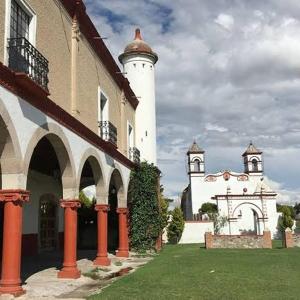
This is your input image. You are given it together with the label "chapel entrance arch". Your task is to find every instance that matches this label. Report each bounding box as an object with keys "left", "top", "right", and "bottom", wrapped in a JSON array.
[{"left": 234, "top": 203, "right": 263, "bottom": 235}]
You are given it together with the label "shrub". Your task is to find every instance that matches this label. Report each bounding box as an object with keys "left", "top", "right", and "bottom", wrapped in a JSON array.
[
  {"left": 278, "top": 205, "right": 294, "bottom": 231},
  {"left": 167, "top": 207, "right": 185, "bottom": 244}
]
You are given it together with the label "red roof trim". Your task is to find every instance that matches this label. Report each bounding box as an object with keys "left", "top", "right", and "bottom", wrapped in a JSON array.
[
  {"left": 60, "top": 0, "right": 139, "bottom": 110},
  {"left": 0, "top": 63, "right": 135, "bottom": 169}
]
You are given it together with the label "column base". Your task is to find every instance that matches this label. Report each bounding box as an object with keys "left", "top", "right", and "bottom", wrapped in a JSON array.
[
  {"left": 0, "top": 284, "right": 25, "bottom": 297},
  {"left": 116, "top": 250, "right": 129, "bottom": 258},
  {"left": 58, "top": 267, "right": 81, "bottom": 279},
  {"left": 93, "top": 256, "right": 111, "bottom": 266}
]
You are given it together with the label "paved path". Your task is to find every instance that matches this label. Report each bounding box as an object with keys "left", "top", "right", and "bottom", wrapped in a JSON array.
[{"left": 0, "top": 252, "right": 152, "bottom": 299}]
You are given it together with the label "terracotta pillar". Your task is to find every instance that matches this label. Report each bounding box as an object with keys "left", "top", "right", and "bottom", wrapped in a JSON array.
[
  {"left": 0, "top": 189, "right": 29, "bottom": 296},
  {"left": 58, "top": 200, "right": 81, "bottom": 279},
  {"left": 94, "top": 204, "right": 111, "bottom": 266},
  {"left": 116, "top": 208, "right": 129, "bottom": 257}
]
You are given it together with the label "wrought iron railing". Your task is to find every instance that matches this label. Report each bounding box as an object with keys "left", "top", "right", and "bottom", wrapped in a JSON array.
[
  {"left": 99, "top": 121, "right": 117, "bottom": 146},
  {"left": 8, "top": 37, "right": 49, "bottom": 90},
  {"left": 129, "top": 147, "right": 140, "bottom": 163}
]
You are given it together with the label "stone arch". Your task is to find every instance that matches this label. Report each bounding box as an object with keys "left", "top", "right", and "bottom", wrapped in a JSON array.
[
  {"left": 107, "top": 167, "right": 126, "bottom": 208},
  {"left": 0, "top": 99, "right": 23, "bottom": 188},
  {"left": 23, "top": 123, "right": 76, "bottom": 198},
  {"left": 232, "top": 202, "right": 263, "bottom": 219},
  {"left": 77, "top": 148, "right": 106, "bottom": 202}
]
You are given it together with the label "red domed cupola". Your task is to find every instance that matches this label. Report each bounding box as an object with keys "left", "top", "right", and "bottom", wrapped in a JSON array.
[{"left": 119, "top": 28, "right": 158, "bottom": 64}]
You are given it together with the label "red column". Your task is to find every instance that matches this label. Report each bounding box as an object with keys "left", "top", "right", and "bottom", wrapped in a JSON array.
[
  {"left": 116, "top": 208, "right": 129, "bottom": 258},
  {"left": 0, "top": 189, "right": 29, "bottom": 296},
  {"left": 94, "top": 204, "right": 111, "bottom": 266},
  {"left": 58, "top": 200, "right": 81, "bottom": 279}
]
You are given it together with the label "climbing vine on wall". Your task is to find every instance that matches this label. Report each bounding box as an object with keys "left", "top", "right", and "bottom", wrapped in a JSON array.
[{"left": 128, "top": 162, "right": 162, "bottom": 252}]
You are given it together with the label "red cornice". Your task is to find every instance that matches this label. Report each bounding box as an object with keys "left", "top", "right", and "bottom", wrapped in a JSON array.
[
  {"left": 0, "top": 62, "right": 135, "bottom": 170},
  {"left": 60, "top": 0, "right": 138, "bottom": 110}
]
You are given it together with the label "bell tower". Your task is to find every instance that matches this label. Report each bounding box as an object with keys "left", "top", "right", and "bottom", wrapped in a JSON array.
[
  {"left": 242, "top": 142, "right": 263, "bottom": 176},
  {"left": 187, "top": 141, "right": 205, "bottom": 177},
  {"left": 119, "top": 29, "right": 158, "bottom": 165}
]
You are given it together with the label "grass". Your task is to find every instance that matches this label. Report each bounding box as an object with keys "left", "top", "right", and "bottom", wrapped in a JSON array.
[{"left": 89, "top": 243, "right": 300, "bottom": 300}]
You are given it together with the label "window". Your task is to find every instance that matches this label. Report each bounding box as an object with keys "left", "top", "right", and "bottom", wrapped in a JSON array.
[
  {"left": 10, "top": 0, "right": 30, "bottom": 39},
  {"left": 252, "top": 159, "right": 258, "bottom": 172},
  {"left": 193, "top": 159, "right": 201, "bottom": 172},
  {"left": 97, "top": 88, "right": 109, "bottom": 135},
  {"left": 4, "top": 0, "right": 37, "bottom": 64},
  {"left": 128, "top": 123, "right": 134, "bottom": 149}
]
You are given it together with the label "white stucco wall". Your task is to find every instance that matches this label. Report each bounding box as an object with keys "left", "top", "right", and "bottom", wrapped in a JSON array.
[
  {"left": 179, "top": 221, "right": 214, "bottom": 244},
  {"left": 24, "top": 170, "right": 64, "bottom": 234}
]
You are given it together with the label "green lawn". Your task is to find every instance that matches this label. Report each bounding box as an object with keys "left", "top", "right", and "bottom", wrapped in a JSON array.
[{"left": 89, "top": 244, "right": 300, "bottom": 300}]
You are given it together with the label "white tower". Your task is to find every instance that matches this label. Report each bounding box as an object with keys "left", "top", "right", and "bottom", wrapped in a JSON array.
[
  {"left": 119, "top": 28, "right": 158, "bottom": 165},
  {"left": 187, "top": 141, "right": 205, "bottom": 177},
  {"left": 242, "top": 142, "right": 263, "bottom": 176}
]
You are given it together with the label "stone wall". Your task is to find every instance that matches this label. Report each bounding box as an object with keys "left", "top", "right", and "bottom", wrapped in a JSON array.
[
  {"left": 205, "top": 230, "right": 272, "bottom": 249},
  {"left": 284, "top": 228, "right": 300, "bottom": 248}
]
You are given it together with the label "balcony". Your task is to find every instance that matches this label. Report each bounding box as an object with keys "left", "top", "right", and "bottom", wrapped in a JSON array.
[
  {"left": 8, "top": 37, "right": 49, "bottom": 91},
  {"left": 99, "top": 121, "right": 117, "bottom": 146},
  {"left": 129, "top": 147, "right": 140, "bottom": 163}
]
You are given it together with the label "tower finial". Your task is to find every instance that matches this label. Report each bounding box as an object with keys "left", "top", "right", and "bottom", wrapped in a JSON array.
[{"left": 135, "top": 28, "right": 142, "bottom": 40}]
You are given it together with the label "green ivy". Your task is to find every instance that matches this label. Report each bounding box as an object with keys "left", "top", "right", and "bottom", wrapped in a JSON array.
[{"left": 128, "top": 162, "right": 161, "bottom": 252}]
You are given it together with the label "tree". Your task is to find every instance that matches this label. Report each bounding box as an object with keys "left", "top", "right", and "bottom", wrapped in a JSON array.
[
  {"left": 294, "top": 203, "right": 300, "bottom": 215},
  {"left": 200, "top": 202, "right": 218, "bottom": 214},
  {"left": 167, "top": 207, "right": 185, "bottom": 244},
  {"left": 277, "top": 204, "right": 295, "bottom": 219},
  {"left": 159, "top": 185, "right": 170, "bottom": 231},
  {"left": 278, "top": 205, "right": 294, "bottom": 231}
]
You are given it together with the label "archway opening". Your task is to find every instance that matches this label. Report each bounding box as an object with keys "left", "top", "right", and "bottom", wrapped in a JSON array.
[
  {"left": 78, "top": 159, "right": 97, "bottom": 250},
  {"left": 25, "top": 136, "right": 64, "bottom": 256},
  {"left": 108, "top": 169, "right": 124, "bottom": 253},
  {"left": 236, "top": 204, "right": 261, "bottom": 235}
]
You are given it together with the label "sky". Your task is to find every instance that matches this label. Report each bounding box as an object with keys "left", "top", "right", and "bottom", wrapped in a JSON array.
[{"left": 84, "top": 0, "right": 300, "bottom": 205}]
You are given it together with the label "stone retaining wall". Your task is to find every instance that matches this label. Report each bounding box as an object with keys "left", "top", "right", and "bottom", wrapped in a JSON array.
[
  {"left": 284, "top": 228, "right": 300, "bottom": 248},
  {"left": 205, "top": 230, "right": 272, "bottom": 249}
]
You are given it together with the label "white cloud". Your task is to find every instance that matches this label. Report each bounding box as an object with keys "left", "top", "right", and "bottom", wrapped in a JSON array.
[
  {"left": 215, "top": 14, "right": 235, "bottom": 31},
  {"left": 84, "top": 0, "right": 300, "bottom": 202}
]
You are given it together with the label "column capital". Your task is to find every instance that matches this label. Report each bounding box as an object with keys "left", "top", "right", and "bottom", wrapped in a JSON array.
[
  {"left": 60, "top": 199, "right": 81, "bottom": 208},
  {"left": 117, "top": 207, "right": 128, "bottom": 214},
  {"left": 0, "top": 189, "right": 29, "bottom": 202},
  {"left": 95, "top": 204, "right": 110, "bottom": 212}
]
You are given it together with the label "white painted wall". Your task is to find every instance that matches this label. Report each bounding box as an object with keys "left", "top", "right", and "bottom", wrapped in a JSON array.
[
  {"left": 121, "top": 55, "right": 157, "bottom": 165},
  {"left": 179, "top": 222, "right": 214, "bottom": 244},
  {"left": 24, "top": 170, "right": 63, "bottom": 234}
]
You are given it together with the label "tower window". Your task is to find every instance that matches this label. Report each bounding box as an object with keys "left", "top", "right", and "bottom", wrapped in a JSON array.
[
  {"left": 193, "top": 159, "right": 201, "bottom": 172},
  {"left": 252, "top": 159, "right": 258, "bottom": 172},
  {"left": 133, "top": 63, "right": 136, "bottom": 68},
  {"left": 142, "top": 63, "right": 145, "bottom": 68},
  {"left": 145, "top": 131, "right": 148, "bottom": 137}
]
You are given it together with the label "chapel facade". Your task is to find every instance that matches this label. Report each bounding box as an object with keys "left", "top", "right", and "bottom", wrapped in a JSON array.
[
  {"left": 180, "top": 141, "right": 280, "bottom": 244},
  {"left": 0, "top": 0, "right": 157, "bottom": 296}
]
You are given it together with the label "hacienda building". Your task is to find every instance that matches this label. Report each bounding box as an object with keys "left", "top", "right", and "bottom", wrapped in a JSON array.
[{"left": 0, "top": 0, "right": 158, "bottom": 296}]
